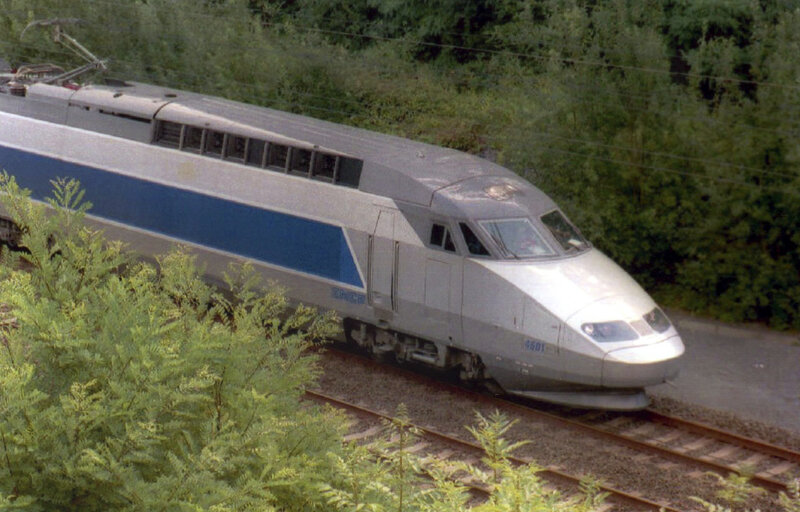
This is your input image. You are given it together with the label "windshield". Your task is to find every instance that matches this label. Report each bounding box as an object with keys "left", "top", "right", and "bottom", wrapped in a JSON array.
[
  {"left": 540, "top": 210, "right": 590, "bottom": 253},
  {"left": 479, "top": 218, "right": 555, "bottom": 259}
]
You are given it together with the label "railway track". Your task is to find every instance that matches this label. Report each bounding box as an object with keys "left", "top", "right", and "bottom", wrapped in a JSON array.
[
  {"left": 305, "top": 389, "right": 681, "bottom": 511},
  {"left": 319, "top": 345, "right": 798, "bottom": 510},
  {"left": 557, "top": 407, "right": 800, "bottom": 494}
]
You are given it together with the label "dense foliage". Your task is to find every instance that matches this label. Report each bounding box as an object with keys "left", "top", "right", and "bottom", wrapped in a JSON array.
[
  {"left": 0, "top": 175, "right": 346, "bottom": 510},
  {"left": 0, "top": 0, "right": 798, "bottom": 329}
]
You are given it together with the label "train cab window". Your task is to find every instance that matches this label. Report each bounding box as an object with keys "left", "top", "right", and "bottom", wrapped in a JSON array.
[
  {"left": 155, "top": 121, "right": 183, "bottom": 148},
  {"left": 182, "top": 126, "right": 203, "bottom": 152},
  {"left": 480, "top": 218, "right": 555, "bottom": 259},
  {"left": 312, "top": 153, "right": 337, "bottom": 182},
  {"left": 225, "top": 135, "right": 246, "bottom": 161},
  {"left": 204, "top": 130, "right": 225, "bottom": 157},
  {"left": 246, "top": 139, "right": 266, "bottom": 167},
  {"left": 430, "top": 223, "right": 456, "bottom": 253},
  {"left": 267, "top": 144, "right": 289, "bottom": 171},
  {"left": 540, "top": 210, "right": 590, "bottom": 254},
  {"left": 459, "top": 223, "right": 490, "bottom": 256},
  {"left": 289, "top": 148, "right": 312, "bottom": 176}
]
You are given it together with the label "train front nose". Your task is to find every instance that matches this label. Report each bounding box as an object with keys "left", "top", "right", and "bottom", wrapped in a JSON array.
[{"left": 601, "top": 334, "right": 684, "bottom": 387}]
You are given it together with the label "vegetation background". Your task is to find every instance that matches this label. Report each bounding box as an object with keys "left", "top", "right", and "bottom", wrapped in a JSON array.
[
  {"left": 1, "top": 0, "right": 799, "bottom": 328},
  {"left": 2, "top": 2, "right": 800, "bottom": 510},
  {"left": 0, "top": 0, "right": 800, "bottom": 329}
]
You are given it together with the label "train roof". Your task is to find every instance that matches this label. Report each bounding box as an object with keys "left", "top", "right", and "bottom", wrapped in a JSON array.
[
  {"left": 137, "top": 82, "right": 526, "bottom": 207},
  {"left": 6, "top": 79, "right": 557, "bottom": 214}
]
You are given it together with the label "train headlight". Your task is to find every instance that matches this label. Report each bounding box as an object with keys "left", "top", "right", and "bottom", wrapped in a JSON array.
[
  {"left": 581, "top": 321, "right": 639, "bottom": 342},
  {"left": 643, "top": 307, "right": 671, "bottom": 333}
]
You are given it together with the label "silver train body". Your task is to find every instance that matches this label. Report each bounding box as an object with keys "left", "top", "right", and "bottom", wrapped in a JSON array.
[{"left": 0, "top": 72, "right": 683, "bottom": 410}]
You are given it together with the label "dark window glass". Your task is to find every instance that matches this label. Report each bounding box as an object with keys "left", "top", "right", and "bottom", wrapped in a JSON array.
[
  {"left": 460, "top": 223, "right": 490, "bottom": 256},
  {"left": 246, "top": 139, "right": 266, "bottom": 167},
  {"left": 204, "top": 130, "right": 224, "bottom": 157},
  {"left": 540, "top": 210, "right": 590, "bottom": 253},
  {"left": 430, "top": 224, "right": 444, "bottom": 246},
  {"left": 443, "top": 231, "right": 456, "bottom": 252},
  {"left": 155, "top": 121, "right": 182, "bottom": 147},
  {"left": 336, "top": 157, "right": 362, "bottom": 188},
  {"left": 313, "top": 153, "right": 337, "bottom": 181},
  {"left": 225, "top": 135, "right": 246, "bottom": 160},
  {"left": 267, "top": 144, "right": 289, "bottom": 170},
  {"left": 289, "top": 148, "right": 312, "bottom": 176},
  {"left": 183, "top": 126, "right": 203, "bottom": 152}
]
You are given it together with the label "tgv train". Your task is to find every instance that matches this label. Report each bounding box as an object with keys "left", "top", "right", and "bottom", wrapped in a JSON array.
[{"left": 0, "top": 60, "right": 683, "bottom": 410}]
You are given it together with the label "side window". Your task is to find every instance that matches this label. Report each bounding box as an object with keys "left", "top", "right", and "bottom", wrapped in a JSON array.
[
  {"left": 336, "top": 157, "right": 362, "bottom": 188},
  {"left": 155, "top": 121, "right": 182, "bottom": 147},
  {"left": 204, "top": 130, "right": 225, "bottom": 157},
  {"left": 267, "top": 144, "right": 289, "bottom": 171},
  {"left": 460, "top": 223, "right": 490, "bottom": 256},
  {"left": 313, "top": 153, "right": 337, "bottom": 182},
  {"left": 225, "top": 135, "right": 246, "bottom": 161},
  {"left": 246, "top": 139, "right": 266, "bottom": 167},
  {"left": 429, "top": 223, "right": 456, "bottom": 253},
  {"left": 182, "top": 126, "right": 203, "bottom": 152},
  {"left": 289, "top": 148, "right": 312, "bottom": 176}
]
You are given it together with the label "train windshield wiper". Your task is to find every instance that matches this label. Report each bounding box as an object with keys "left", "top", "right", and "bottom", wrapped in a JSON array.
[{"left": 484, "top": 226, "right": 520, "bottom": 260}]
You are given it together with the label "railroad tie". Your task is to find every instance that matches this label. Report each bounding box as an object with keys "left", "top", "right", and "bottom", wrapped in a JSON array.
[
  {"left": 761, "top": 460, "right": 796, "bottom": 477},
  {"left": 343, "top": 425, "right": 382, "bottom": 441},
  {"left": 706, "top": 445, "right": 741, "bottom": 461},
  {"left": 676, "top": 437, "right": 714, "bottom": 453}
]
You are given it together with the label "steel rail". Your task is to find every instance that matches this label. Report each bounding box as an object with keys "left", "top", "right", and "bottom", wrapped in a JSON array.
[
  {"left": 322, "top": 346, "right": 793, "bottom": 495},
  {"left": 305, "top": 388, "right": 684, "bottom": 512},
  {"left": 495, "top": 396, "right": 790, "bottom": 494},
  {"left": 641, "top": 409, "right": 800, "bottom": 465}
]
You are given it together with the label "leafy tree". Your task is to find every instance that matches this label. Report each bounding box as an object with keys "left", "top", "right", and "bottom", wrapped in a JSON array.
[{"left": 0, "top": 175, "right": 344, "bottom": 510}]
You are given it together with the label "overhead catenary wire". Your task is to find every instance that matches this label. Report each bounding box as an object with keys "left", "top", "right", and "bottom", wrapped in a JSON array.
[
  {"left": 5, "top": 0, "right": 800, "bottom": 92},
  {"left": 3, "top": 34, "right": 799, "bottom": 144},
  {"left": 5, "top": 1, "right": 800, "bottom": 109}
]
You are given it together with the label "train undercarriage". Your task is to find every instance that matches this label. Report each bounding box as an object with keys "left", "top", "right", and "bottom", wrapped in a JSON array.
[{"left": 342, "top": 318, "right": 491, "bottom": 386}]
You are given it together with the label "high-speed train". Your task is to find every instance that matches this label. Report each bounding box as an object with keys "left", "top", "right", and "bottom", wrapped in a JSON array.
[{"left": 0, "top": 58, "right": 683, "bottom": 410}]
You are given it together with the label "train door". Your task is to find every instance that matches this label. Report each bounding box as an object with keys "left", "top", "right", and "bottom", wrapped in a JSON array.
[{"left": 368, "top": 209, "right": 398, "bottom": 317}]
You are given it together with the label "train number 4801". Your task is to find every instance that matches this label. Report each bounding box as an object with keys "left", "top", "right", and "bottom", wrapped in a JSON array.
[{"left": 524, "top": 339, "right": 546, "bottom": 353}]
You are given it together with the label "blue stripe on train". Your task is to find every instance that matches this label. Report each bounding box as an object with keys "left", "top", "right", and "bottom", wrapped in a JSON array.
[{"left": 0, "top": 144, "right": 364, "bottom": 288}]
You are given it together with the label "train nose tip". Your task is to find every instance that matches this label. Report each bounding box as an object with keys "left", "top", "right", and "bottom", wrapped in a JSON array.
[{"left": 601, "top": 335, "right": 684, "bottom": 387}]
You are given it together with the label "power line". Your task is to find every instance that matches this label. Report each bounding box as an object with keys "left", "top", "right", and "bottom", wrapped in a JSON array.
[
  {"left": 5, "top": 0, "right": 800, "bottom": 91},
  {"left": 4, "top": 35, "right": 799, "bottom": 144}
]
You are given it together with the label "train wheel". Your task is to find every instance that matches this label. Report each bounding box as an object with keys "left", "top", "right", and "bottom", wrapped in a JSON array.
[{"left": 458, "top": 352, "right": 485, "bottom": 385}]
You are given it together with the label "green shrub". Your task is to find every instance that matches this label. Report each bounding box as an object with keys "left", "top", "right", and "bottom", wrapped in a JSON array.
[{"left": 0, "top": 175, "right": 343, "bottom": 510}]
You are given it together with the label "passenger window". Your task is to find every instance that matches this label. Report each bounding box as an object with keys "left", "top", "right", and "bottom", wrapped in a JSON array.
[
  {"left": 246, "top": 139, "right": 266, "bottom": 166},
  {"left": 225, "top": 135, "right": 246, "bottom": 161},
  {"left": 460, "top": 223, "right": 490, "bottom": 256},
  {"left": 429, "top": 223, "right": 456, "bottom": 253},
  {"left": 267, "top": 144, "right": 289, "bottom": 171},
  {"left": 289, "top": 148, "right": 312, "bottom": 176},
  {"left": 155, "top": 121, "right": 182, "bottom": 147},
  {"left": 313, "top": 153, "right": 337, "bottom": 182},
  {"left": 182, "top": 126, "right": 203, "bottom": 152},
  {"left": 204, "top": 130, "right": 225, "bottom": 157}
]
